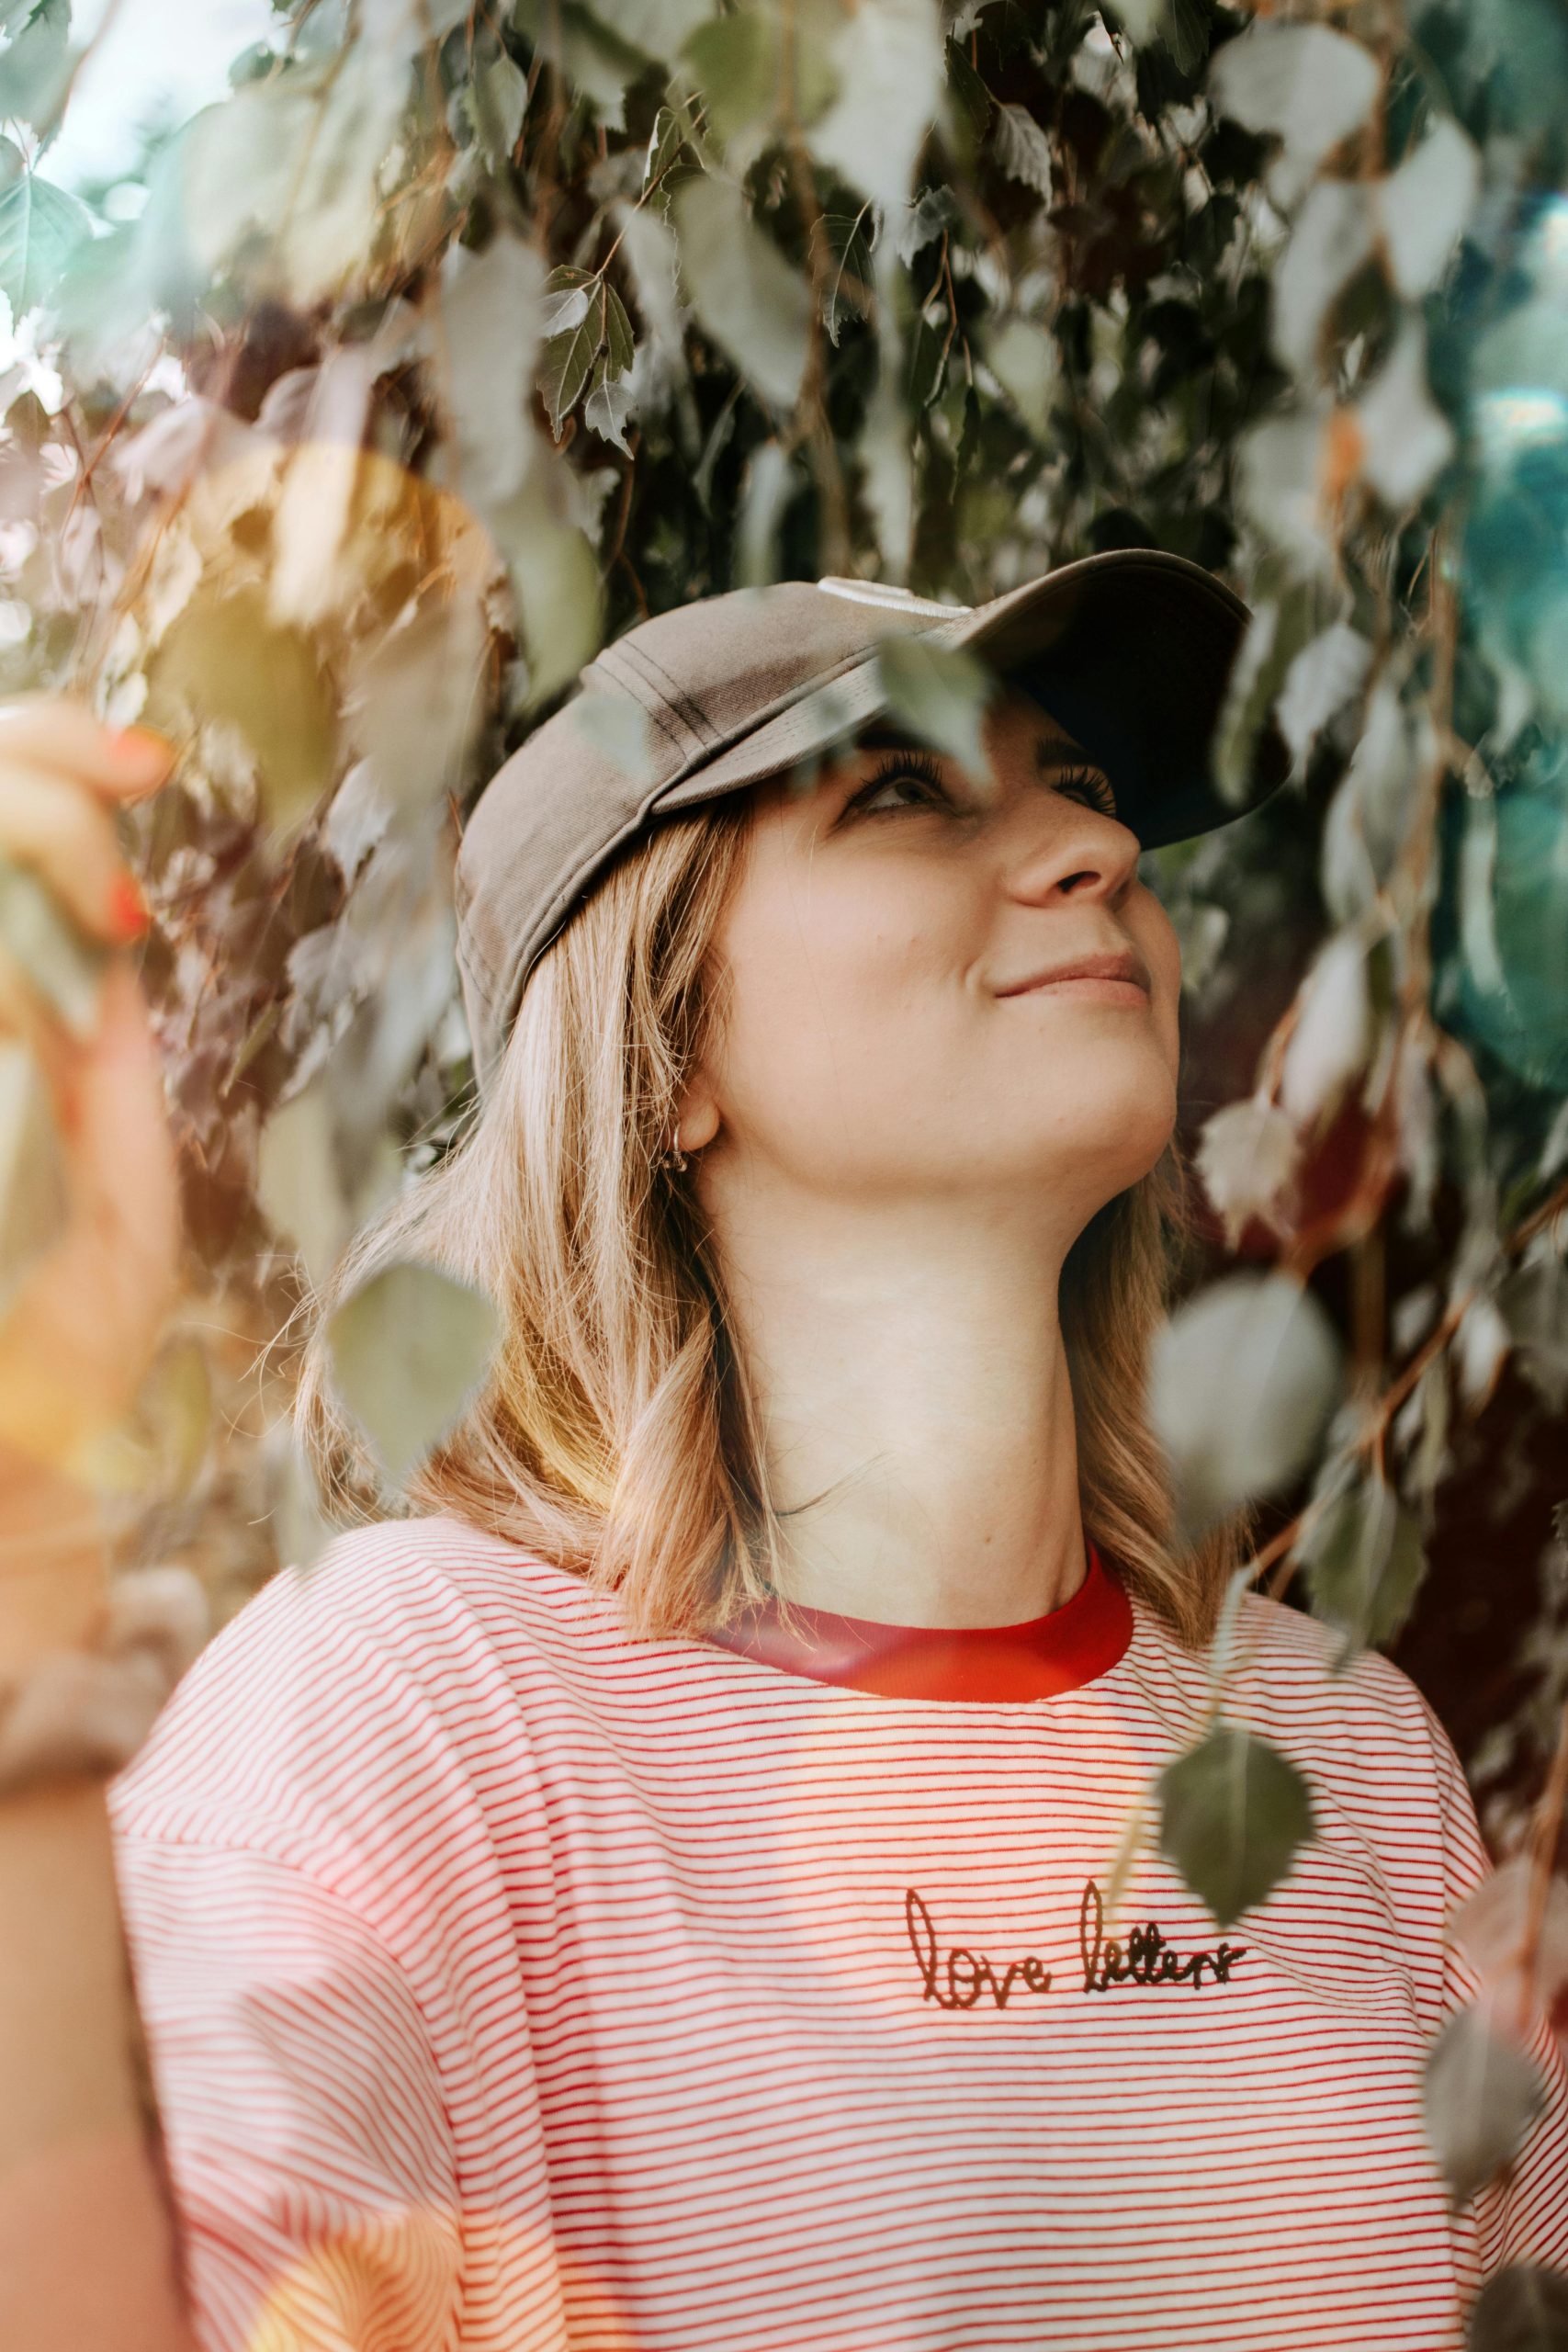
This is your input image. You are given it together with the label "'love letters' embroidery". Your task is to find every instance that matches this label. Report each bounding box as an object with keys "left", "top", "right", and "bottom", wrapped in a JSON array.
[{"left": 904, "top": 1882, "right": 1247, "bottom": 2010}]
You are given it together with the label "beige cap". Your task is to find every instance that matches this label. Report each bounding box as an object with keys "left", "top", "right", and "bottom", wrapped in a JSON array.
[{"left": 456, "top": 549, "right": 1288, "bottom": 1084}]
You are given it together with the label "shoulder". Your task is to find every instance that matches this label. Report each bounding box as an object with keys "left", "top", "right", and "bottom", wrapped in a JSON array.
[
  {"left": 107, "top": 1515, "right": 605, "bottom": 1864},
  {"left": 1218, "top": 1585, "right": 1454, "bottom": 1816}
]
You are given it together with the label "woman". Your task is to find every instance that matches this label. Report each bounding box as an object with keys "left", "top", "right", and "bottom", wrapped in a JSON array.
[{"left": 5, "top": 553, "right": 1567, "bottom": 2348}]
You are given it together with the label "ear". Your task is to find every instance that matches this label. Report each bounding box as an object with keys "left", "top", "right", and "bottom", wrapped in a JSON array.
[{"left": 673, "top": 1074, "right": 721, "bottom": 1156}]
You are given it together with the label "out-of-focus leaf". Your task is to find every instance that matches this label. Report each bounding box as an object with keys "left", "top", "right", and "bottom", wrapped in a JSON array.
[
  {"left": 148, "top": 582, "right": 338, "bottom": 834},
  {"left": 808, "top": 0, "right": 945, "bottom": 215},
  {"left": 487, "top": 483, "right": 604, "bottom": 707},
  {"left": 985, "top": 316, "right": 1056, "bottom": 436},
  {"left": 894, "top": 184, "right": 957, "bottom": 264},
  {"left": 617, "top": 203, "right": 683, "bottom": 362},
  {"left": 682, "top": 10, "right": 777, "bottom": 144},
  {"left": 1208, "top": 23, "right": 1381, "bottom": 208},
  {"left": 945, "top": 36, "right": 992, "bottom": 138},
  {"left": 990, "top": 101, "right": 1054, "bottom": 199},
  {"left": 441, "top": 232, "right": 547, "bottom": 506},
  {"left": 0, "top": 855, "right": 108, "bottom": 1040},
  {"left": 1194, "top": 1094, "right": 1301, "bottom": 1249},
  {"left": 1279, "top": 930, "right": 1372, "bottom": 1128},
  {"left": 327, "top": 1260, "right": 500, "bottom": 1486},
  {"left": 735, "top": 436, "right": 796, "bottom": 588},
  {"left": 1147, "top": 1270, "right": 1343, "bottom": 1536},
  {"left": 0, "top": 1037, "right": 65, "bottom": 1316},
  {"left": 1275, "top": 622, "right": 1372, "bottom": 772},
  {"left": 875, "top": 635, "right": 995, "bottom": 775},
  {"left": 1157, "top": 1720, "right": 1316, "bottom": 1928},
  {"left": 182, "top": 44, "right": 412, "bottom": 306},
  {"left": 1299, "top": 1467, "right": 1427, "bottom": 1662},
  {"left": 343, "top": 586, "right": 491, "bottom": 813},
  {"left": 1212, "top": 578, "right": 1332, "bottom": 805},
  {"left": 1271, "top": 179, "right": 1373, "bottom": 374},
  {"left": 467, "top": 48, "right": 527, "bottom": 170},
  {"left": 1422, "top": 2005, "right": 1547, "bottom": 2209},
  {"left": 0, "top": 166, "right": 92, "bottom": 318},
  {"left": 257, "top": 1080, "right": 347, "bottom": 1287},
  {"left": 1453, "top": 1854, "right": 1568, "bottom": 2023},
  {"left": 1467, "top": 2265, "right": 1568, "bottom": 2352},
  {"left": 671, "top": 175, "right": 811, "bottom": 413},
  {"left": 1235, "top": 413, "right": 1340, "bottom": 580},
  {"left": 0, "top": 0, "right": 73, "bottom": 132},
  {"left": 572, "top": 686, "right": 655, "bottom": 779},
  {"left": 1354, "top": 318, "right": 1455, "bottom": 507},
  {"left": 1378, "top": 118, "right": 1480, "bottom": 299}
]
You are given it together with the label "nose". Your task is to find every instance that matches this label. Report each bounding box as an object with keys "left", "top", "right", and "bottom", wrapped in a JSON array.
[{"left": 1000, "top": 794, "right": 1143, "bottom": 910}]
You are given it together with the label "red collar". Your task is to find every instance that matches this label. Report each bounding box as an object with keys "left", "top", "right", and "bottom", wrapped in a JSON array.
[{"left": 707, "top": 1540, "right": 1133, "bottom": 1702}]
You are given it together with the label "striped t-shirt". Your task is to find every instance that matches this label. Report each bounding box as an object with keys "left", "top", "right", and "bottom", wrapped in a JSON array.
[{"left": 107, "top": 1513, "right": 1568, "bottom": 2350}]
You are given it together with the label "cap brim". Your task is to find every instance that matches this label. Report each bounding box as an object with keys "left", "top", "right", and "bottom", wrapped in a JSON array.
[{"left": 654, "top": 548, "right": 1289, "bottom": 846}]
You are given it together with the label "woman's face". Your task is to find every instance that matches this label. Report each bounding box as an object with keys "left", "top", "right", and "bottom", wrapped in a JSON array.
[{"left": 686, "top": 687, "right": 1182, "bottom": 1225}]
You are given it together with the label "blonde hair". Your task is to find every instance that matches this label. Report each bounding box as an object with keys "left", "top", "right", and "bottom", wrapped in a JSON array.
[{"left": 297, "top": 795, "right": 1251, "bottom": 1652}]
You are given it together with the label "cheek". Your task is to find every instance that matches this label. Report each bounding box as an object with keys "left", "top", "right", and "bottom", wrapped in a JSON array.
[{"left": 710, "top": 854, "right": 963, "bottom": 1129}]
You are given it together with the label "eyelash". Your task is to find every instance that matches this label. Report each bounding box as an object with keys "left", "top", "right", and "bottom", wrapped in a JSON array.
[{"left": 847, "top": 754, "right": 1118, "bottom": 820}]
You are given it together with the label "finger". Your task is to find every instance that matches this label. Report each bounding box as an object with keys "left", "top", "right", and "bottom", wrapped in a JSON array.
[
  {"left": 0, "top": 695, "right": 177, "bottom": 807},
  {"left": 0, "top": 763, "right": 149, "bottom": 945}
]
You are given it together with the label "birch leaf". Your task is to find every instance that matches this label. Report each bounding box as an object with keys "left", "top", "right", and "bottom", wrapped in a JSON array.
[
  {"left": 1147, "top": 1270, "right": 1343, "bottom": 1535},
  {"left": 1158, "top": 1720, "right": 1316, "bottom": 1928},
  {"left": 671, "top": 175, "right": 811, "bottom": 413},
  {"left": 328, "top": 1261, "right": 499, "bottom": 1487},
  {"left": 1378, "top": 118, "right": 1480, "bottom": 299},
  {"left": 0, "top": 167, "right": 92, "bottom": 318},
  {"left": 875, "top": 636, "right": 995, "bottom": 775},
  {"left": 991, "top": 101, "right": 1054, "bottom": 199},
  {"left": 1422, "top": 2005, "right": 1547, "bottom": 2209},
  {"left": 809, "top": 0, "right": 945, "bottom": 215},
  {"left": 1209, "top": 24, "right": 1381, "bottom": 208}
]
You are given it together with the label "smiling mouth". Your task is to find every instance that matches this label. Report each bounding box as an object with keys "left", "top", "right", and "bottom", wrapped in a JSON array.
[{"left": 1008, "top": 973, "right": 1151, "bottom": 1006}]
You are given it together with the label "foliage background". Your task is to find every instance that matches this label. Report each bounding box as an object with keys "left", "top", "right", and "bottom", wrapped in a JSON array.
[{"left": 4, "top": 0, "right": 1568, "bottom": 2296}]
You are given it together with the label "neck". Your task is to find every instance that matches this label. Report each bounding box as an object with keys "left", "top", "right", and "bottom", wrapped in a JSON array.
[{"left": 709, "top": 1186, "right": 1085, "bottom": 1627}]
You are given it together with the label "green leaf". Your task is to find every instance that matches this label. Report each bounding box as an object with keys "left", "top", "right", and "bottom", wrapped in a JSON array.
[
  {"left": 1422, "top": 2006, "right": 1547, "bottom": 2210},
  {"left": 542, "top": 314, "right": 601, "bottom": 436},
  {"left": 1157, "top": 1720, "right": 1316, "bottom": 1929},
  {"left": 603, "top": 282, "right": 636, "bottom": 378},
  {"left": 0, "top": 0, "right": 72, "bottom": 133},
  {"left": 1300, "top": 1469, "right": 1428, "bottom": 1664},
  {"left": 1467, "top": 2264, "right": 1568, "bottom": 2351},
  {"left": 542, "top": 263, "right": 595, "bottom": 334},
  {"left": 584, "top": 357, "right": 635, "bottom": 452},
  {"left": 875, "top": 636, "right": 995, "bottom": 775},
  {"left": 571, "top": 686, "right": 655, "bottom": 778},
  {"left": 0, "top": 856, "right": 108, "bottom": 1040},
  {"left": 148, "top": 583, "right": 338, "bottom": 836},
  {"left": 1377, "top": 117, "right": 1480, "bottom": 299},
  {"left": 1208, "top": 22, "right": 1381, "bottom": 208},
  {"left": 0, "top": 166, "right": 92, "bottom": 318},
  {"left": 0, "top": 1037, "right": 66, "bottom": 1318},
  {"left": 807, "top": 0, "right": 945, "bottom": 215},
  {"left": 327, "top": 1261, "right": 500, "bottom": 1487},
  {"left": 1145, "top": 1269, "right": 1343, "bottom": 1540},
  {"left": 681, "top": 10, "right": 778, "bottom": 144},
  {"left": 990, "top": 101, "right": 1053, "bottom": 198},
  {"left": 643, "top": 101, "right": 688, "bottom": 191},
  {"left": 821, "top": 209, "right": 874, "bottom": 346},
  {"left": 944, "top": 37, "right": 992, "bottom": 138},
  {"left": 468, "top": 48, "right": 528, "bottom": 171},
  {"left": 671, "top": 174, "right": 811, "bottom": 413}
]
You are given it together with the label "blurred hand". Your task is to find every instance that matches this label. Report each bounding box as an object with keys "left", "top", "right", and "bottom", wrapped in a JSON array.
[{"left": 0, "top": 696, "right": 180, "bottom": 1482}]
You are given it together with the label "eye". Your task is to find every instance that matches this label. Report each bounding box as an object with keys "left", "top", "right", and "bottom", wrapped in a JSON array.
[
  {"left": 844, "top": 751, "right": 958, "bottom": 819},
  {"left": 1052, "top": 763, "right": 1119, "bottom": 819}
]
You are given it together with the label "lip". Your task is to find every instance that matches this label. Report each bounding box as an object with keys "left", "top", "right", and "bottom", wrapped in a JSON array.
[{"left": 995, "top": 949, "right": 1152, "bottom": 1001}]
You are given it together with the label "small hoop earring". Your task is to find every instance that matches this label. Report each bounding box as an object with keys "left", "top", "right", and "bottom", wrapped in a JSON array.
[{"left": 659, "top": 1140, "right": 689, "bottom": 1173}]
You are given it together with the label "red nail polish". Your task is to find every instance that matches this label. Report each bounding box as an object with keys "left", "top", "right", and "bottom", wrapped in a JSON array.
[{"left": 107, "top": 874, "right": 150, "bottom": 941}]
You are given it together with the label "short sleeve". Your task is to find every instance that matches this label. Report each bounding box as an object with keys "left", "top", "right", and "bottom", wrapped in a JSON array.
[
  {"left": 111, "top": 1834, "right": 462, "bottom": 2352},
  {"left": 105, "top": 1526, "right": 575, "bottom": 2352},
  {"left": 1422, "top": 1690, "right": 1568, "bottom": 2278}
]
